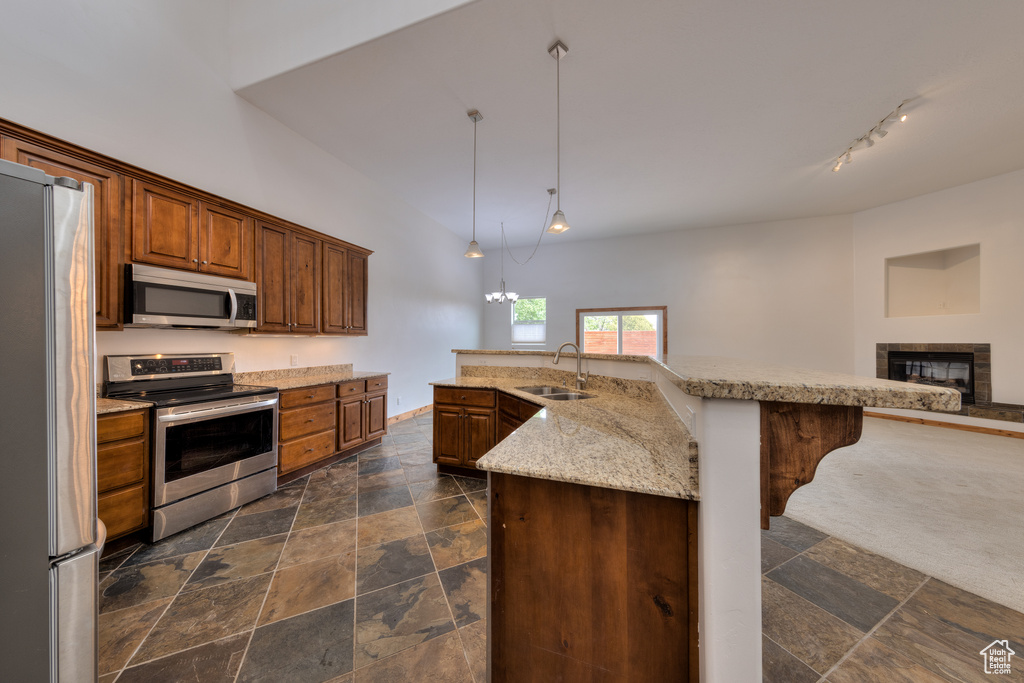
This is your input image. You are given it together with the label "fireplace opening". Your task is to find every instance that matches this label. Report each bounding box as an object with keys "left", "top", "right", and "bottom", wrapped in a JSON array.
[{"left": 888, "top": 351, "right": 975, "bottom": 404}]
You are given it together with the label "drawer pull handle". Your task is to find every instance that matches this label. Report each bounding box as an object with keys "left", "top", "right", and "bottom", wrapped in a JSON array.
[
  {"left": 461, "top": 395, "right": 466, "bottom": 400},
  {"left": 306, "top": 447, "right": 315, "bottom": 452},
  {"left": 306, "top": 394, "right": 315, "bottom": 399},
  {"left": 307, "top": 418, "right": 315, "bottom": 422}
]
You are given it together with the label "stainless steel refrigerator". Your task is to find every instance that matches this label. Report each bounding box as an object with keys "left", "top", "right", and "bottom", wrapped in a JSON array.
[{"left": 0, "top": 158, "right": 103, "bottom": 681}]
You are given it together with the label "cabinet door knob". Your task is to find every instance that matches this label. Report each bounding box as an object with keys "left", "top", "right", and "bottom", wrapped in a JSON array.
[
  {"left": 202, "top": 260, "right": 208, "bottom": 264},
  {"left": 461, "top": 395, "right": 466, "bottom": 400},
  {"left": 192, "top": 258, "right": 198, "bottom": 263}
]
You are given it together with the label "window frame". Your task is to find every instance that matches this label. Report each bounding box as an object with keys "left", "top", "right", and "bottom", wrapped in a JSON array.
[
  {"left": 511, "top": 296, "right": 547, "bottom": 346},
  {"left": 575, "top": 306, "right": 667, "bottom": 357}
]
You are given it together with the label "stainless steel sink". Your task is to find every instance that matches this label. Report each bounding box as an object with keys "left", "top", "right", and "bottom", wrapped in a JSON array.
[
  {"left": 516, "top": 385, "right": 566, "bottom": 396},
  {"left": 543, "top": 392, "right": 594, "bottom": 400},
  {"left": 516, "top": 385, "right": 595, "bottom": 400}
]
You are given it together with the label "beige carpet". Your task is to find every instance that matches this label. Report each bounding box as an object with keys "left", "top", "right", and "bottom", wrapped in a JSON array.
[{"left": 784, "top": 416, "right": 1024, "bottom": 613}]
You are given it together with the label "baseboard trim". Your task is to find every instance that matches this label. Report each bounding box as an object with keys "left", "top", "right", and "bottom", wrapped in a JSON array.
[
  {"left": 388, "top": 404, "right": 432, "bottom": 425},
  {"left": 864, "top": 411, "right": 1024, "bottom": 440}
]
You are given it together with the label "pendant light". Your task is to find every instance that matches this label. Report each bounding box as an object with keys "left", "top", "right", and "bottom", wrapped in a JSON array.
[
  {"left": 485, "top": 224, "right": 518, "bottom": 304},
  {"left": 546, "top": 40, "right": 570, "bottom": 234},
  {"left": 464, "top": 109, "right": 485, "bottom": 258}
]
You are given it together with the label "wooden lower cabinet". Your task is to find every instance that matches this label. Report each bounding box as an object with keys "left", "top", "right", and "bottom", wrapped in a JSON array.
[
  {"left": 277, "top": 378, "right": 389, "bottom": 480},
  {"left": 490, "top": 473, "right": 699, "bottom": 682},
  {"left": 432, "top": 388, "right": 496, "bottom": 470},
  {"left": 434, "top": 388, "right": 540, "bottom": 470},
  {"left": 278, "top": 384, "right": 337, "bottom": 475},
  {"left": 97, "top": 409, "right": 149, "bottom": 540}
]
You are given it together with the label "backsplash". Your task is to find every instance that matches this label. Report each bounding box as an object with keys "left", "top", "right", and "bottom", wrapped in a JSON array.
[{"left": 459, "top": 365, "right": 657, "bottom": 401}]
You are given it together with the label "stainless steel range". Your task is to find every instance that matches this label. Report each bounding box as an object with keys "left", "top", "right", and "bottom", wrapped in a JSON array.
[{"left": 104, "top": 352, "right": 279, "bottom": 541}]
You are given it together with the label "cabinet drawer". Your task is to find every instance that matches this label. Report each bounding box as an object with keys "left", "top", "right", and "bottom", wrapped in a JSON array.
[
  {"left": 337, "top": 380, "right": 366, "bottom": 397},
  {"left": 279, "top": 429, "right": 337, "bottom": 474},
  {"left": 434, "top": 387, "right": 495, "bottom": 408},
  {"left": 280, "top": 402, "right": 336, "bottom": 442},
  {"left": 97, "top": 411, "right": 145, "bottom": 443},
  {"left": 98, "top": 484, "right": 147, "bottom": 540},
  {"left": 97, "top": 438, "right": 146, "bottom": 493},
  {"left": 279, "top": 384, "right": 335, "bottom": 409},
  {"left": 365, "top": 376, "right": 388, "bottom": 392}
]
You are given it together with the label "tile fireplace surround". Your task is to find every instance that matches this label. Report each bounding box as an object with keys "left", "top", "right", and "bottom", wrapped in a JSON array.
[{"left": 876, "top": 342, "right": 1024, "bottom": 423}]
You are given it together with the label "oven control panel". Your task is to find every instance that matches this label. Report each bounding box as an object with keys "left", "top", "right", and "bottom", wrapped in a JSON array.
[
  {"left": 105, "top": 353, "right": 235, "bottom": 383},
  {"left": 132, "top": 357, "right": 222, "bottom": 375}
]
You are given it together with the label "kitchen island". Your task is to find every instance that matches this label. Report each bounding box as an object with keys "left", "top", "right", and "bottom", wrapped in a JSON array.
[{"left": 440, "top": 350, "right": 960, "bottom": 682}]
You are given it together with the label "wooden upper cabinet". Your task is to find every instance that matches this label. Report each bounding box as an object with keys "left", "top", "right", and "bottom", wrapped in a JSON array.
[
  {"left": 1, "top": 136, "right": 123, "bottom": 329},
  {"left": 346, "top": 250, "right": 368, "bottom": 335},
  {"left": 198, "top": 202, "right": 253, "bottom": 280},
  {"left": 290, "top": 232, "right": 320, "bottom": 334},
  {"left": 322, "top": 243, "right": 369, "bottom": 336},
  {"left": 132, "top": 179, "right": 254, "bottom": 281},
  {"left": 322, "top": 242, "right": 348, "bottom": 334},
  {"left": 131, "top": 179, "right": 199, "bottom": 271},
  {"left": 256, "top": 221, "right": 291, "bottom": 332},
  {"left": 256, "top": 221, "right": 320, "bottom": 334}
]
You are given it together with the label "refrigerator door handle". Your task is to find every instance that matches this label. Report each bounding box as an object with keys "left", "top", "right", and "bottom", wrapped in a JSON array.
[
  {"left": 51, "top": 524, "right": 102, "bottom": 683},
  {"left": 49, "top": 183, "right": 97, "bottom": 557}
]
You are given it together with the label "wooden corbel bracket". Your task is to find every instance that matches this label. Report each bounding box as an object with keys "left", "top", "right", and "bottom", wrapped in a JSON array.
[{"left": 760, "top": 402, "right": 863, "bottom": 530}]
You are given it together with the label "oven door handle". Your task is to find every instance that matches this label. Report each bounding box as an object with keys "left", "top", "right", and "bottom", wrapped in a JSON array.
[
  {"left": 227, "top": 288, "right": 238, "bottom": 326},
  {"left": 158, "top": 397, "right": 279, "bottom": 424}
]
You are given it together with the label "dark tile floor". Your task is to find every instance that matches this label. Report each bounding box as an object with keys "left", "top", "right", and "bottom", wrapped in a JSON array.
[
  {"left": 762, "top": 515, "right": 1024, "bottom": 682},
  {"left": 97, "top": 415, "right": 1024, "bottom": 682},
  {"left": 97, "top": 413, "right": 486, "bottom": 682}
]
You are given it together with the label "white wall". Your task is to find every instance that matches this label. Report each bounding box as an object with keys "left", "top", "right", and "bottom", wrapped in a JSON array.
[
  {"left": 482, "top": 215, "right": 856, "bottom": 373},
  {"left": 854, "top": 168, "right": 1024, "bottom": 405},
  {"left": 0, "top": 0, "right": 482, "bottom": 414}
]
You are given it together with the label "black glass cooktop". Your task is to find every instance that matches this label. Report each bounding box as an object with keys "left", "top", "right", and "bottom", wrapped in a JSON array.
[{"left": 105, "top": 375, "right": 276, "bottom": 408}]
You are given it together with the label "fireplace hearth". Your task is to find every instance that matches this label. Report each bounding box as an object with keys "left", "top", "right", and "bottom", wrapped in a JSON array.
[{"left": 875, "top": 343, "right": 1024, "bottom": 424}]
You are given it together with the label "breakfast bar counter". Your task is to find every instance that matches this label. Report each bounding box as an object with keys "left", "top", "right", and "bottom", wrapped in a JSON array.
[{"left": 446, "top": 350, "right": 960, "bottom": 682}]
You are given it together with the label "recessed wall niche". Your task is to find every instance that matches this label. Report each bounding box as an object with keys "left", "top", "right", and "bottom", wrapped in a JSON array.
[{"left": 885, "top": 244, "right": 980, "bottom": 317}]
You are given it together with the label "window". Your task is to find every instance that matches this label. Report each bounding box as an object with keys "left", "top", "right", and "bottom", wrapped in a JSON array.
[
  {"left": 576, "top": 307, "right": 666, "bottom": 357},
  {"left": 512, "top": 297, "right": 546, "bottom": 344}
]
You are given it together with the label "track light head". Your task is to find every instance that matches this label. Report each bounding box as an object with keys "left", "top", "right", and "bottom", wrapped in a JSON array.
[
  {"left": 832, "top": 160, "right": 842, "bottom": 172},
  {"left": 844, "top": 151, "right": 852, "bottom": 164},
  {"left": 875, "top": 127, "right": 888, "bottom": 138}
]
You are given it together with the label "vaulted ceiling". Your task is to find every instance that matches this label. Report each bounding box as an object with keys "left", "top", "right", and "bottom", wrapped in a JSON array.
[{"left": 236, "top": 0, "right": 1024, "bottom": 248}]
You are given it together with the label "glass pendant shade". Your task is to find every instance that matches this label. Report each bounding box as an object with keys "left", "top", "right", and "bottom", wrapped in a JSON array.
[
  {"left": 464, "top": 240, "right": 484, "bottom": 258},
  {"left": 546, "top": 209, "right": 570, "bottom": 234},
  {"left": 485, "top": 279, "right": 517, "bottom": 304}
]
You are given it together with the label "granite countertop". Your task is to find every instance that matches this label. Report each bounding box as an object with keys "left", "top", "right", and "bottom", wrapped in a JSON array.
[
  {"left": 97, "top": 397, "right": 152, "bottom": 415},
  {"left": 653, "top": 355, "right": 961, "bottom": 411},
  {"left": 235, "top": 365, "right": 389, "bottom": 391},
  {"left": 431, "top": 375, "right": 699, "bottom": 501},
  {"left": 452, "top": 349, "right": 961, "bottom": 412}
]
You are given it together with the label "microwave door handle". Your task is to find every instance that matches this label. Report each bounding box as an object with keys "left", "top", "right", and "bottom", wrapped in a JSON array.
[{"left": 227, "top": 288, "right": 238, "bottom": 325}]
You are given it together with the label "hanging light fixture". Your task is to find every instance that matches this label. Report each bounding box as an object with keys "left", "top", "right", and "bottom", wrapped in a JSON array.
[
  {"left": 464, "top": 109, "right": 485, "bottom": 258},
  {"left": 546, "top": 40, "right": 570, "bottom": 234},
  {"left": 485, "top": 224, "right": 518, "bottom": 304}
]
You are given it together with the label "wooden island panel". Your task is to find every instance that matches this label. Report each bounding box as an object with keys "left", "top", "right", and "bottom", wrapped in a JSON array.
[{"left": 490, "top": 472, "right": 699, "bottom": 682}]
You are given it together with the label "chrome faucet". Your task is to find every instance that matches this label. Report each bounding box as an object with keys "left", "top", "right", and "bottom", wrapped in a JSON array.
[{"left": 553, "top": 342, "right": 589, "bottom": 390}]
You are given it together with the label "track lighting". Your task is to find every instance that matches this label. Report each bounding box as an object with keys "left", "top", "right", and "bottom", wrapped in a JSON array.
[{"left": 831, "top": 100, "right": 909, "bottom": 173}]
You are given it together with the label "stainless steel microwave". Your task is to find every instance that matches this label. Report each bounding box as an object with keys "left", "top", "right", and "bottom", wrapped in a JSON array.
[{"left": 125, "top": 264, "right": 258, "bottom": 329}]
